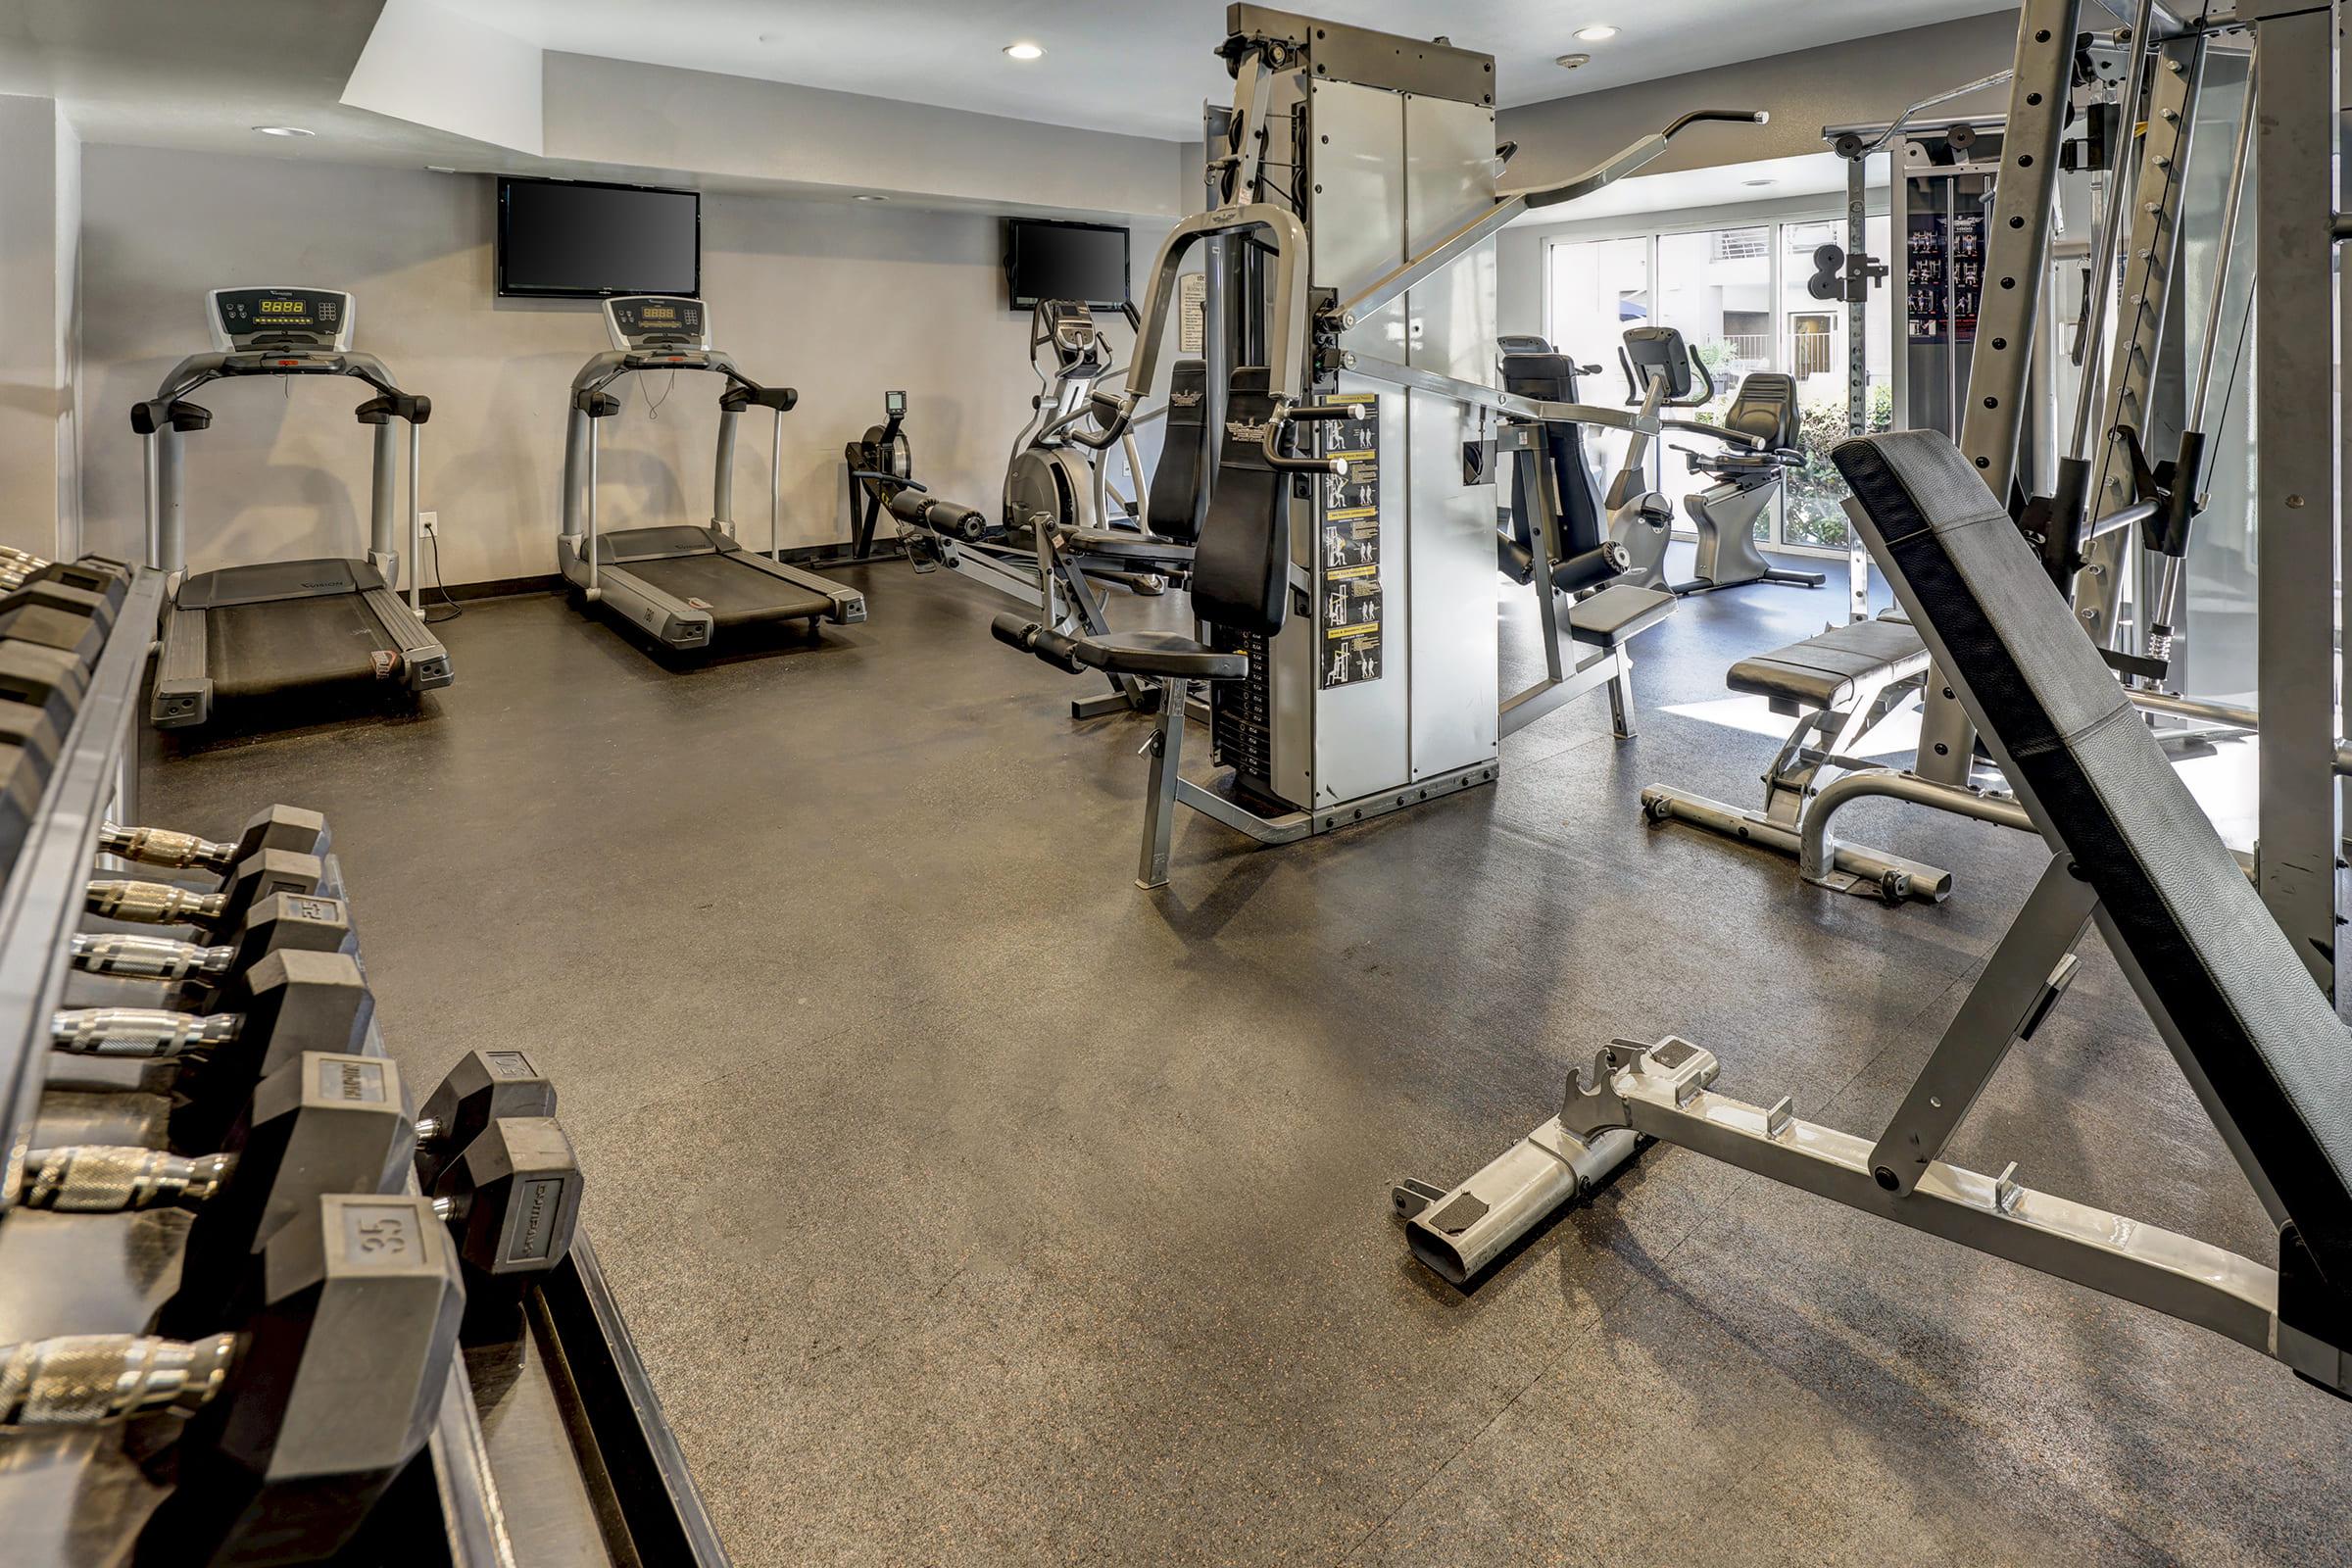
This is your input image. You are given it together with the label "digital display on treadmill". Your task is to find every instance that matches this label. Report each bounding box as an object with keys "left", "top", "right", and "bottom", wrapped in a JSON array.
[
  {"left": 609, "top": 297, "right": 704, "bottom": 345},
  {"left": 215, "top": 287, "right": 347, "bottom": 344}
]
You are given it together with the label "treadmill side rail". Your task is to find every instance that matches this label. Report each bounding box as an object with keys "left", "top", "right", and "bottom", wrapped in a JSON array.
[
  {"left": 152, "top": 604, "right": 211, "bottom": 729},
  {"left": 728, "top": 550, "right": 868, "bottom": 624},
  {"left": 363, "top": 585, "right": 454, "bottom": 691}
]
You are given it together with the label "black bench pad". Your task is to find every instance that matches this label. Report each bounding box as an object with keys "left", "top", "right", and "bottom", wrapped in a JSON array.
[
  {"left": 1728, "top": 616, "right": 1928, "bottom": 709},
  {"left": 1567, "top": 584, "right": 1674, "bottom": 648},
  {"left": 1834, "top": 428, "right": 2352, "bottom": 1298},
  {"left": 1063, "top": 528, "right": 1194, "bottom": 569}
]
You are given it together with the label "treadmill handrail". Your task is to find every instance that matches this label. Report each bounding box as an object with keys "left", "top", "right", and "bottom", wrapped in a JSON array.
[
  {"left": 142, "top": 348, "right": 411, "bottom": 413},
  {"left": 569, "top": 348, "right": 777, "bottom": 406}
]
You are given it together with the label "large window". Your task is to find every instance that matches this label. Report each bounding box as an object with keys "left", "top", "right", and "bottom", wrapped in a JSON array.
[{"left": 1545, "top": 214, "right": 1892, "bottom": 552}]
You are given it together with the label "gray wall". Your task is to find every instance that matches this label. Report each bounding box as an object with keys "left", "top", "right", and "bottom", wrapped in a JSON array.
[
  {"left": 0, "top": 93, "right": 77, "bottom": 559},
  {"left": 76, "top": 143, "right": 1174, "bottom": 586},
  {"left": 1496, "top": 13, "right": 2021, "bottom": 189}
]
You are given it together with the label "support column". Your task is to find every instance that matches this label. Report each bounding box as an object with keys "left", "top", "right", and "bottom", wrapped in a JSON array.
[{"left": 2248, "top": 0, "right": 2344, "bottom": 1003}]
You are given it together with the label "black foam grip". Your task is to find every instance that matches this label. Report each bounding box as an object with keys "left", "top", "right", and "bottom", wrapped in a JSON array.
[{"left": 1551, "top": 544, "right": 1627, "bottom": 594}]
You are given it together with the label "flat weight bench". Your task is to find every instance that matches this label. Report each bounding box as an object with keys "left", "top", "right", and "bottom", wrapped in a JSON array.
[
  {"left": 995, "top": 367, "right": 1297, "bottom": 888},
  {"left": 1641, "top": 612, "right": 1945, "bottom": 902},
  {"left": 1405, "top": 427, "right": 2352, "bottom": 1397}
]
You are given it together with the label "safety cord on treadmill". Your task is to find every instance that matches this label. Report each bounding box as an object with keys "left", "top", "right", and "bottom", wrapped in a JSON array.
[
  {"left": 642, "top": 369, "right": 676, "bottom": 420},
  {"left": 421, "top": 527, "right": 464, "bottom": 624}
]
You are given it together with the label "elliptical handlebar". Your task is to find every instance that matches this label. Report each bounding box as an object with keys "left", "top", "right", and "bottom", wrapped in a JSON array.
[{"left": 1040, "top": 390, "right": 1134, "bottom": 451}]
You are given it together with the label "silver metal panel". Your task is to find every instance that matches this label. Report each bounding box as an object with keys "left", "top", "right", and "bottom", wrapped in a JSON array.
[
  {"left": 2250, "top": 4, "right": 2343, "bottom": 1001},
  {"left": 1306, "top": 77, "right": 1411, "bottom": 806},
  {"left": 1403, "top": 91, "right": 1500, "bottom": 781}
]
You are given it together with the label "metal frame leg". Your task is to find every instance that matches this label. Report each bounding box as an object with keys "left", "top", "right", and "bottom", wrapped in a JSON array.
[
  {"left": 1137, "top": 679, "right": 1185, "bottom": 890},
  {"left": 1605, "top": 647, "right": 1636, "bottom": 740},
  {"left": 1869, "top": 854, "right": 2098, "bottom": 1194}
]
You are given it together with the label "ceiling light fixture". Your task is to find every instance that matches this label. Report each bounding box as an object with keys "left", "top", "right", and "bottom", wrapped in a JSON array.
[
  {"left": 855, "top": 194, "right": 889, "bottom": 202},
  {"left": 426, "top": 165, "right": 459, "bottom": 173},
  {"left": 1554, "top": 53, "right": 1592, "bottom": 69},
  {"left": 1004, "top": 42, "right": 1045, "bottom": 61},
  {"left": 1742, "top": 177, "right": 1776, "bottom": 187},
  {"left": 252, "top": 125, "right": 315, "bottom": 138},
  {"left": 1573, "top": 24, "right": 1619, "bottom": 41}
]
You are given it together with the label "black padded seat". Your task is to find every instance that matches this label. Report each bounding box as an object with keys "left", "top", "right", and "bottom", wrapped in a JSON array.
[
  {"left": 1835, "top": 428, "right": 2352, "bottom": 1313},
  {"left": 1070, "top": 629, "right": 1245, "bottom": 679},
  {"left": 1728, "top": 616, "right": 1927, "bottom": 710},
  {"left": 1567, "top": 584, "right": 1675, "bottom": 648},
  {"left": 1711, "top": 372, "right": 1801, "bottom": 468}
]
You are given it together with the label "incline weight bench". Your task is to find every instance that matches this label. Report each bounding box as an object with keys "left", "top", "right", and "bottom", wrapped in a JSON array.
[{"left": 1400, "top": 428, "right": 2352, "bottom": 1397}]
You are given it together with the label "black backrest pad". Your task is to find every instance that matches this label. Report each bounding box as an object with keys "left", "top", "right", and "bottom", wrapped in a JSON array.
[
  {"left": 1501, "top": 353, "right": 1607, "bottom": 556},
  {"left": 1834, "top": 429, "right": 2352, "bottom": 1288},
  {"left": 1147, "top": 359, "right": 1209, "bottom": 545},
  {"left": 1726, "top": 372, "right": 1799, "bottom": 450},
  {"left": 1191, "top": 368, "right": 1288, "bottom": 636}
]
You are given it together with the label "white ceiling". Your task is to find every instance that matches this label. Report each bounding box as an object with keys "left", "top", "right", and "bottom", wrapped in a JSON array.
[{"left": 468, "top": 0, "right": 2019, "bottom": 140}]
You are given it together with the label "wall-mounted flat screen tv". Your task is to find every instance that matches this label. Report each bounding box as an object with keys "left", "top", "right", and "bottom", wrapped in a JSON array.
[
  {"left": 498, "top": 177, "right": 701, "bottom": 299},
  {"left": 1004, "top": 219, "right": 1129, "bottom": 311}
]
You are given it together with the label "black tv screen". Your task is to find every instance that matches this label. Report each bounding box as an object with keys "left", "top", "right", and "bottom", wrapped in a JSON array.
[
  {"left": 1004, "top": 220, "right": 1129, "bottom": 311},
  {"left": 498, "top": 178, "right": 700, "bottom": 299}
]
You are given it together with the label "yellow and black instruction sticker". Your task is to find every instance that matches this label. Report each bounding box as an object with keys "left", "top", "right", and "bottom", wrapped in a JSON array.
[{"left": 1318, "top": 392, "right": 1381, "bottom": 685}]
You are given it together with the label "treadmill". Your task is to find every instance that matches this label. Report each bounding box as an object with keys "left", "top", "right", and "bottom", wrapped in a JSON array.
[
  {"left": 138, "top": 286, "right": 448, "bottom": 729},
  {"left": 557, "top": 296, "right": 865, "bottom": 651}
]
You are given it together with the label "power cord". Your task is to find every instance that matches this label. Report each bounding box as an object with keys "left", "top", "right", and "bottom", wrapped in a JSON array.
[{"left": 421, "top": 527, "right": 464, "bottom": 624}]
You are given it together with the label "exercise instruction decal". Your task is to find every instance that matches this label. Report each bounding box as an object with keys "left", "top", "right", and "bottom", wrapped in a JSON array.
[{"left": 1319, "top": 393, "right": 1381, "bottom": 688}]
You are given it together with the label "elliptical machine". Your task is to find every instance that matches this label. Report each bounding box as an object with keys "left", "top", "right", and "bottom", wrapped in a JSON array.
[{"left": 1004, "top": 301, "right": 1164, "bottom": 588}]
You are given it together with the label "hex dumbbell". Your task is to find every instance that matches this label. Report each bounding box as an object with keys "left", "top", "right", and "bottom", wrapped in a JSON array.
[
  {"left": 413, "top": 1049, "right": 558, "bottom": 1189},
  {"left": 49, "top": 950, "right": 373, "bottom": 1147},
  {"left": 86, "top": 851, "right": 327, "bottom": 932},
  {"left": 70, "top": 891, "right": 362, "bottom": 996},
  {"left": 99, "top": 805, "right": 331, "bottom": 888},
  {"left": 0, "top": 1191, "right": 466, "bottom": 1567},
  {"left": 16, "top": 1051, "right": 418, "bottom": 1331}
]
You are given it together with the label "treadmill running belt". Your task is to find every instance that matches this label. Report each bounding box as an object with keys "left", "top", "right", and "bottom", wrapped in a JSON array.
[
  {"left": 209, "top": 594, "right": 393, "bottom": 703},
  {"left": 623, "top": 552, "right": 834, "bottom": 628}
]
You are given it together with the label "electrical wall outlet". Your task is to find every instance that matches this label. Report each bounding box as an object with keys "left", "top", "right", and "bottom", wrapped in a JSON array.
[{"left": 420, "top": 511, "right": 439, "bottom": 536}]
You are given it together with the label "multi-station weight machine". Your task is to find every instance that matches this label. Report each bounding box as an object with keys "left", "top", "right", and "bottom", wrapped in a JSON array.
[{"left": 995, "top": 6, "right": 1764, "bottom": 887}]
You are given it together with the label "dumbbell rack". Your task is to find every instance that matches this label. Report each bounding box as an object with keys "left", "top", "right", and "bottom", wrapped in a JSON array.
[{"left": 0, "top": 568, "right": 727, "bottom": 1566}]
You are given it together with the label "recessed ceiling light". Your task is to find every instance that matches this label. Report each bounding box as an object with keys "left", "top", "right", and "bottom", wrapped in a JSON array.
[
  {"left": 855, "top": 194, "right": 889, "bottom": 202},
  {"left": 1574, "top": 24, "right": 1619, "bottom": 41},
  {"left": 1742, "top": 177, "right": 1776, "bottom": 187},
  {"left": 425, "top": 165, "right": 458, "bottom": 173},
  {"left": 1554, "top": 53, "right": 1592, "bottom": 69},
  {"left": 252, "top": 125, "right": 314, "bottom": 138},
  {"left": 1004, "top": 42, "right": 1045, "bottom": 61}
]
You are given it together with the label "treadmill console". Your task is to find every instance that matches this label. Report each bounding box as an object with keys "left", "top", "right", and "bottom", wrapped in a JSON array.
[
  {"left": 606, "top": 296, "right": 709, "bottom": 352},
  {"left": 209, "top": 287, "right": 354, "bottom": 352}
]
